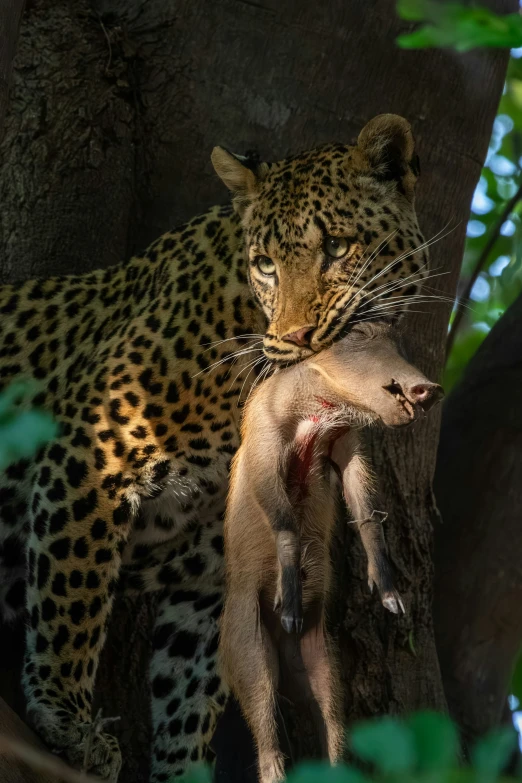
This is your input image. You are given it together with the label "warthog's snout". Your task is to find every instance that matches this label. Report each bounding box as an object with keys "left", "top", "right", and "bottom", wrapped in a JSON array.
[
  {"left": 383, "top": 379, "right": 444, "bottom": 421},
  {"left": 384, "top": 379, "right": 444, "bottom": 411},
  {"left": 407, "top": 381, "right": 444, "bottom": 411}
]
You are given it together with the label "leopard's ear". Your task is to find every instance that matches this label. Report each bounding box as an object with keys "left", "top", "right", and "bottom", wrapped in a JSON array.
[
  {"left": 357, "top": 114, "right": 418, "bottom": 200},
  {"left": 211, "top": 147, "right": 269, "bottom": 214}
]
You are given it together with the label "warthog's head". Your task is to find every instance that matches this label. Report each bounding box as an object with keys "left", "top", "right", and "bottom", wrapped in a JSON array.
[{"left": 306, "top": 320, "right": 443, "bottom": 428}]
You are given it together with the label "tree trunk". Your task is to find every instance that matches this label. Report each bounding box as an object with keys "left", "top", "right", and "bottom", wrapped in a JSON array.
[
  {"left": 0, "top": 696, "right": 57, "bottom": 783},
  {"left": 0, "top": 0, "right": 25, "bottom": 136},
  {"left": 0, "top": 0, "right": 515, "bottom": 781},
  {"left": 434, "top": 290, "right": 522, "bottom": 745}
]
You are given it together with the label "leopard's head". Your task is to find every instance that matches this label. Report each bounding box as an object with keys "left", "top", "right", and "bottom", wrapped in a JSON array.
[{"left": 212, "top": 114, "right": 427, "bottom": 365}]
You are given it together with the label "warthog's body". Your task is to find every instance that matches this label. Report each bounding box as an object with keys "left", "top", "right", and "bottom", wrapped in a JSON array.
[{"left": 221, "top": 321, "right": 443, "bottom": 783}]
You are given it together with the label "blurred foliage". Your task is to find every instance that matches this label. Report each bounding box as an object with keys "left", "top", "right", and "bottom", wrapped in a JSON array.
[
  {"left": 175, "top": 764, "right": 212, "bottom": 783},
  {"left": 443, "top": 54, "right": 522, "bottom": 392},
  {"left": 174, "top": 711, "right": 519, "bottom": 783},
  {"left": 396, "top": 1, "right": 522, "bottom": 392},
  {"left": 397, "top": 0, "right": 522, "bottom": 51},
  {"left": 513, "top": 657, "right": 522, "bottom": 705},
  {"left": 0, "top": 381, "right": 57, "bottom": 470},
  {"left": 396, "top": 0, "right": 522, "bottom": 742},
  {"left": 288, "top": 712, "right": 518, "bottom": 783}
]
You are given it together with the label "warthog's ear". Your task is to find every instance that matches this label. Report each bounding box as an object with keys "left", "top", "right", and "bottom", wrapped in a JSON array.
[
  {"left": 211, "top": 147, "right": 269, "bottom": 215},
  {"left": 356, "top": 114, "right": 419, "bottom": 200}
]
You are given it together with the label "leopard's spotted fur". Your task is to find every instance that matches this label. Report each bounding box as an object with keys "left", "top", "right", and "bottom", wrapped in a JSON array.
[{"left": 0, "top": 115, "right": 428, "bottom": 781}]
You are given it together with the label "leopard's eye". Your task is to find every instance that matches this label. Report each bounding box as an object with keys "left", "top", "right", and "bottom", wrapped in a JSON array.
[
  {"left": 254, "top": 255, "right": 276, "bottom": 276},
  {"left": 324, "top": 236, "right": 349, "bottom": 259}
]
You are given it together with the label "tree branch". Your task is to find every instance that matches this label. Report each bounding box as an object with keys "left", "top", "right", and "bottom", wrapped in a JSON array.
[
  {"left": 446, "top": 181, "right": 522, "bottom": 359},
  {"left": 435, "top": 290, "right": 522, "bottom": 742},
  {"left": 0, "top": 695, "right": 101, "bottom": 783}
]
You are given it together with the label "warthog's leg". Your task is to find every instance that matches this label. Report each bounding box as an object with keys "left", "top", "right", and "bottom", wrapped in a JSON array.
[
  {"left": 221, "top": 591, "right": 284, "bottom": 783},
  {"left": 278, "top": 601, "right": 343, "bottom": 765},
  {"left": 331, "top": 433, "right": 405, "bottom": 614},
  {"left": 274, "top": 530, "right": 303, "bottom": 634}
]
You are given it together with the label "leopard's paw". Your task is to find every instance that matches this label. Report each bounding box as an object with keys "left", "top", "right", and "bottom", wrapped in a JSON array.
[{"left": 30, "top": 709, "right": 122, "bottom": 781}]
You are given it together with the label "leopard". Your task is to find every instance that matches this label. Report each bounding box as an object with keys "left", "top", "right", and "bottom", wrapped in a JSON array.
[{"left": 0, "top": 114, "right": 429, "bottom": 782}]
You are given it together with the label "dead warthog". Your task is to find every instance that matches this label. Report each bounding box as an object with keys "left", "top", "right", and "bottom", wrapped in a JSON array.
[{"left": 220, "top": 320, "right": 443, "bottom": 783}]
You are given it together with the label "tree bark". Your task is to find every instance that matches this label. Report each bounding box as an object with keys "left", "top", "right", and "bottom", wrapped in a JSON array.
[
  {"left": 0, "top": 0, "right": 515, "bottom": 781},
  {"left": 0, "top": 0, "right": 25, "bottom": 137},
  {"left": 434, "top": 290, "right": 522, "bottom": 745},
  {"left": 0, "top": 696, "right": 58, "bottom": 783}
]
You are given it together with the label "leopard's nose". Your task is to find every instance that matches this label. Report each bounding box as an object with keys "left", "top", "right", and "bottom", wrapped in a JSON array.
[{"left": 282, "top": 326, "right": 314, "bottom": 347}]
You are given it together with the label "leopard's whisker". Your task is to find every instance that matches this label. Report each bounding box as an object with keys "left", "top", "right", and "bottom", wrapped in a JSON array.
[
  {"left": 229, "top": 353, "right": 266, "bottom": 390},
  {"left": 344, "top": 221, "right": 456, "bottom": 315},
  {"left": 241, "top": 360, "right": 266, "bottom": 403},
  {"left": 362, "top": 221, "right": 458, "bottom": 296},
  {"left": 346, "top": 229, "right": 399, "bottom": 291},
  {"left": 355, "top": 258, "right": 434, "bottom": 303},
  {"left": 320, "top": 261, "right": 444, "bottom": 332},
  {"left": 237, "top": 356, "right": 267, "bottom": 406},
  {"left": 246, "top": 359, "right": 273, "bottom": 403},
  {"left": 358, "top": 297, "right": 459, "bottom": 320},
  {"left": 362, "top": 289, "right": 460, "bottom": 312},
  {"left": 351, "top": 259, "right": 451, "bottom": 312},
  {"left": 225, "top": 354, "right": 250, "bottom": 392},
  {"left": 345, "top": 230, "right": 443, "bottom": 311},
  {"left": 342, "top": 244, "right": 427, "bottom": 316},
  {"left": 192, "top": 345, "right": 264, "bottom": 378},
  {"left": 350, "top": 308, "right": 432, "bottom": 324},
  {"left": 201, "top": 334, "right": 264, "bottom": 352},
  {"left": 352, "top": 256, "right": 429, "bottom": 309}
]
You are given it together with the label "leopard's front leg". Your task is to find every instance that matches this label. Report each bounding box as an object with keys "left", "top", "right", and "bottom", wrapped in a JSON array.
[{"left": 23, "top": 469, "right": 133, "bottom": 781}]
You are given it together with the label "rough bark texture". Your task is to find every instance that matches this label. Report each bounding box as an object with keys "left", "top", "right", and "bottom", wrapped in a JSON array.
[
  {"left": 0, "top": 0, "right": 515, "bottom": 781},
  {"left": 434, "top": 291, "right": 522, "bottom": 744},
  {"left": 0, "top": 0, "right": 25, "bottom": 135},
  {"left": 0, "top": 696, "right": 58, "bottom": 783}
]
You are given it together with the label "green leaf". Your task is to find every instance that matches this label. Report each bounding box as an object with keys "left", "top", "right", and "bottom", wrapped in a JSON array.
[
  {"left": 397, "top": 27, "right": 450, "bottom": 49},
  {"left": 444, "top": 773, "right": 512, "bottom": 783},
  {"left": 407, "top": 711, "right": 459, "bottom": 770},
  {"left": 396, "top": 0, "right": 522, "bottom": 51},
  {"left": 0, "top": 409, "right": 58, "bottom": 471},
  {"left": 0, "top": 381, "right": 58, "bottom": 470},
  {"left": 350, "top": 716, "right": 416, "bottom": 774},
  {"left": 174, "top": 763, "right": 212, "bottom": 783},
  {"left": 287, "top": 762, "right": 367, "bottom": 783},
  {"left": 0, "top": 379, "right": 40, "bottom": 418},
  {"left": 397, "top": 0, "right": 427, "bottom": 21},
  {"left": 471, "top": 726, "right": 517, "bottom": 782}
]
